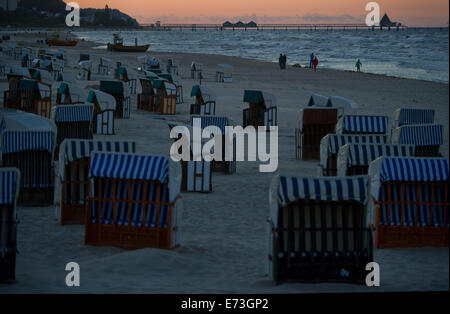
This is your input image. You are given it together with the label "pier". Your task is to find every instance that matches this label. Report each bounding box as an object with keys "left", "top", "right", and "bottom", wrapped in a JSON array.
[{"left": 140, "top": 23, "right": 407, "bottom": 31}]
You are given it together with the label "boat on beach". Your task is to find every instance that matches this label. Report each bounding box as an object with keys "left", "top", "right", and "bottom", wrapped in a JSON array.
[{"left": 107, "top": 34, "right": 150, "bottom": 52}]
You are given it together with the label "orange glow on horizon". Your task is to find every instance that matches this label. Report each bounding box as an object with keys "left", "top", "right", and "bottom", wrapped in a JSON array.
[{"left": 65, "top": 0, "right": 449, "bottom": 26}]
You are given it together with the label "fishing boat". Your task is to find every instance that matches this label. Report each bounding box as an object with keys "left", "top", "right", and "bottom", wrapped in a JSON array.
[
  {"left": 107, "top": 34, "right": 150, "bottom": 52},
  {"left": 46, "top": 39, "right": 79, "bottom": 47}
]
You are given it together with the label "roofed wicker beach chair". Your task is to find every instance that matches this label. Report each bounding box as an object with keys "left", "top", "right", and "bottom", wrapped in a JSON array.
[
  {"left": 0, "top": 168, "right": 20, "bottom": 283},
  {"left": 336, "top": 115, "right": 389, "bottom": 135},
  {"left": 216, "top": 64, "right": 233, "bottom": 83},
  {"left": 3, "top": 69, "right": 31, "bottom": 107},
  {"left": 368, "top": 157, "right": 449, "bottom": 248},
  {"left": 242, "top": 90, "right": 277, "bottom": 131},
  {"left": 51, "top": 104, "right": 94, "bottom": 158},
  {"left": 57, "top": 139, "right": 136, "bottom": 225},
  {"left": 99, "top": 80, "right": 131, "bottom": 119},
  {"left": 191, "top": 115, "right": 236, "bottom": 174},
  {"left": 137, "top": 78, "right": 156, "bottom": 111},
  {"left": 337, "top": 143, "right": 415, "bottom": 176},
  {"left": 166, "top": 58, "right": 179, "bottom": 76},
  {"left": 116, "top": 66, "right": 137, "bottom": 95},
  {"left": 86, "top": 90, "right": 117, "bottom": 135},
  {"left": 191, "top": 62, "right": 203, "bottom": 80},
  {"left": 4, "top": 78, "right": 52, "bottom": 119},
  {"left": 97, "top": 57, "right": 113, "bottom": 75},
  {"left": 77, "top": 60, "right": 92, "bottom": 81},
  {"left": 56, "top": 82, "right": 87, "bottom": 105},
  {"left": 319, "top": 134, "right": 388, "bottom": 176},
  {"left": 190, "top": 85, "right": 216, "bottom": 116},
  {"left": 0, "top": 109, "right": 57, "bottom": 206},
  {"left": 151, "top": 79, "right": 177, "bottom": 115},
  {"left": 391, "top": 124, "right": 443, "bottom": 157},
  {"left": 85, "top": 152, "right": 183, "bottom": 250},
  {"left": 267, "top": 175, "right": 373, "bottom": 284},
  {"left": 296, "top": 107, "right": 338, "bottom": 160},
  {"left": 159, "top": 73, "right": 183, "bottom": 104}
]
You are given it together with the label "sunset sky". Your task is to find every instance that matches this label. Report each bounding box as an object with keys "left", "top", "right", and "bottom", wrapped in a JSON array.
[{"left": 66, "top": 0, "right": 449, "bottom": 26}]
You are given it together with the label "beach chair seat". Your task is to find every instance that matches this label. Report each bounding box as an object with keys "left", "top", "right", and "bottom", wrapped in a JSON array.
[
  {"left": 85, "top": 152, "right": 183, "bottom": 250},
  {"left": 337, "top": 144, "right": 415, "bottom": 176},
  {"left": 58, "top": 139, "right": 136, "bottom": 225},
  {"left": 391, "top": 124, "right": 443, "bottom": 157},
  {"left": 368, "top": 157, "right": 449, "bottom": 248},
  {"left": 86, "top": 90, "right": 116, "bottom": 135},
  {"left": 191, "top": 62, "right": 203, "bottom": 80},
  {"left": 52, "top": 104, "right": 94, "bottom": 158},
  {"left": 190, "top": 85, "right": 216, "bottom": 116},
  {"left": 336, "top": 115, "right": 388, "bottom": 135},
  {"left": 319, "top": 134, "right": 388, "bottom": 176},
  {"left": 0, "top": 110, "right": 56, "bottom": 206},
  {"left": 296, "top": 107, "right": 338, "bottom": 160},
  {"left": 77, "top": 60, "right": 92, "bottom": 81},
  {"left": 242, "top": 90, "right": 278, "bottom": 131},
  {"left": 267, "top": 175, "right": 373, "bottom": 284},
  {"left": 0, "top": 168, "right": 20, "bottom": 283},
  {"left": 191, "top": 115, "right": 236, "bottom": 174}
]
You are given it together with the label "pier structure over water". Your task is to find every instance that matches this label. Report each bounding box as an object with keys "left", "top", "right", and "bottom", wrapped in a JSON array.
[{"left": 140, "top": 23, "right": 407, "bottom": 31}]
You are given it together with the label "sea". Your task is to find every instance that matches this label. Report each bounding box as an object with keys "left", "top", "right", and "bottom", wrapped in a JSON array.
[{"left": 75, "top": 28, "right": 449, "bottom": 83}]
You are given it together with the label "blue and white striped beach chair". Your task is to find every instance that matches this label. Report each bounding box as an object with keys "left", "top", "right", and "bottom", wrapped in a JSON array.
[
  {"left": 58, "top": 139, "right": 137, "bottom": 225},
  {"left": 191, "top": 115, "right": 236, "bottom": 174},
  {"left": 391, "top": 124, "right": 443, "bottom": 157},
  {"left": 393, "top": 108, "right": 435, "bottom": 128},
  {"left": 335, "top": 115, "right": 388, "bottom": 135},
  {"left": 0, "top": 109, "right": 57, "bottom": 206},
  {"left": 267, "top": 175, "right": 373, "bottom": 284},
  {"left": 368, "top": 157, "right": 449, "bottom": 248},
  {"left": 319, "top": 134, "right": 388, "bottom": 176},
  {"left": 0, "top": 168, "right": 20, "bottom": 283},
  {"left": 52, "top": 104, "right": 94, "bottom": 155},
  {"left": 85, "top": 152, "right": 183, "bottom": 249},
  {"left": 337, "top": 143, "right": 415, "bottom": 176}
]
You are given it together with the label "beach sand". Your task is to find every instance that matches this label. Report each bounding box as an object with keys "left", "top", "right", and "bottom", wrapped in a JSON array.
[{"left": 0, "top": 32, "right": 448, "bottom": 293}]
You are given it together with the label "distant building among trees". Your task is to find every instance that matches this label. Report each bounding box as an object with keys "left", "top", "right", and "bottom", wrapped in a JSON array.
[
  {"left": 0, "top": 0, "right": 19, "bottom": 11},
  {"left": 222, "top": 21, "right": 258, "bottom": 28},
  {"left": 380, "top": 13, "right": 401, "bottom": 27}
]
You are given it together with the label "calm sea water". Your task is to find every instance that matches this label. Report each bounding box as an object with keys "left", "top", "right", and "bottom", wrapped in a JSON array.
[{"left": 75, "top": 28, "right": 449, "bottom": 83}]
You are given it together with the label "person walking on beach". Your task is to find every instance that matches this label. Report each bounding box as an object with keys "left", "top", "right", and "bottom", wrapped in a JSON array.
[
  {"left": 282, "top": 54, "right": 287, "bottom": 69},
  {"left": 355, "top": 59, "right": 362, "bottom": 72},
  {"left": 279, "top": 54, "right": 283, "bottom": 69},
  {"left": 309, "top": 53, "right": 315, "bottom": 68},
  {"left": 313, "top": 56, "right": 319, "bottom": 72}
]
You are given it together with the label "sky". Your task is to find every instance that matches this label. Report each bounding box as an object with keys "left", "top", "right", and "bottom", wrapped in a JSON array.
[{"left": 65, "top": 0, "right": 449, "bottom": 26}]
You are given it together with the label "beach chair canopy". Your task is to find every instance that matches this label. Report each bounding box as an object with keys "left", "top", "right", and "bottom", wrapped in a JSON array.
[
  {"left": 393, "top": 108, "right": 435, "bottom": 127},
  {"left": 243, "top": 90, "right": 277, "bottom": 107},
  {"left": 191, "top": 115, "right": 231, "bottom": 135},
  {"left": 368, "top": 157, "right": 449, "bottom": 226},
  {"left": 86, "top": 90, "right": 117, "bottom": 111},
  {"left": 319, "top": 134, "right": 388, "bottom": 168},
  {"left": 152, "top": 80, "right": 177, "bottom": 95},
  {"left": 269, "top": 175, "right": 369, "bottom": 227},
  {"left": 307, "top": 93, "right": 329, "bottom": 107},
  {"left": 100, "top": 80, "right": 127, "bottom": 96},
  {"left": 32, "top": 69, "right": 53, "bottom": 82},
  {"left": 0, "top": 109, "right": 57, "bottom": 154},
  {"left": 336, "top": 115, "right": 388, "bottom": 134},
  {"left": 159, "top": 74, "right": 174, "bottom": 83},
  {"left": 191, "top": 62, "right": 203, "bottom": 70},
  {"left": 0, "top": 168, "right": 20, "bottom": 205},
  {"left": 337, "top": 143, "right": 415, "bottom": 176},
  {"left": 52, "top": 103, "right": 94, "bottom": 123},
  {"left": 79, "top": 60, "right": 92, "bottom": 70},
  {"left": 145, "top": 71, "right": 160, "bottom": 80},
  {"left": 191, "top": 85, "right": 217, "bottom": 102},
  {"left": 327, "top": 96, "right": 357, "bottom": 116},
  {"left": 391, "top": 124, "right": 443, "bottom": 146},
  {"left": 89, "top": 152, "right": 181, "bottom": 204},
  {"left": 58, "top": 139, "right": 137, "bottom": 181},
  {"left": 57, "top": 82, "right": 88, "bottom": 101},
  {"left": 297, "top": 107, "right": 338, "bottom": 131}
]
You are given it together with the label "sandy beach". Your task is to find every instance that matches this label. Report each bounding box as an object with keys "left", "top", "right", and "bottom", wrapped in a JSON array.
[{"left": 0, "top": 31, "right": 448, "bottom": 293}]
